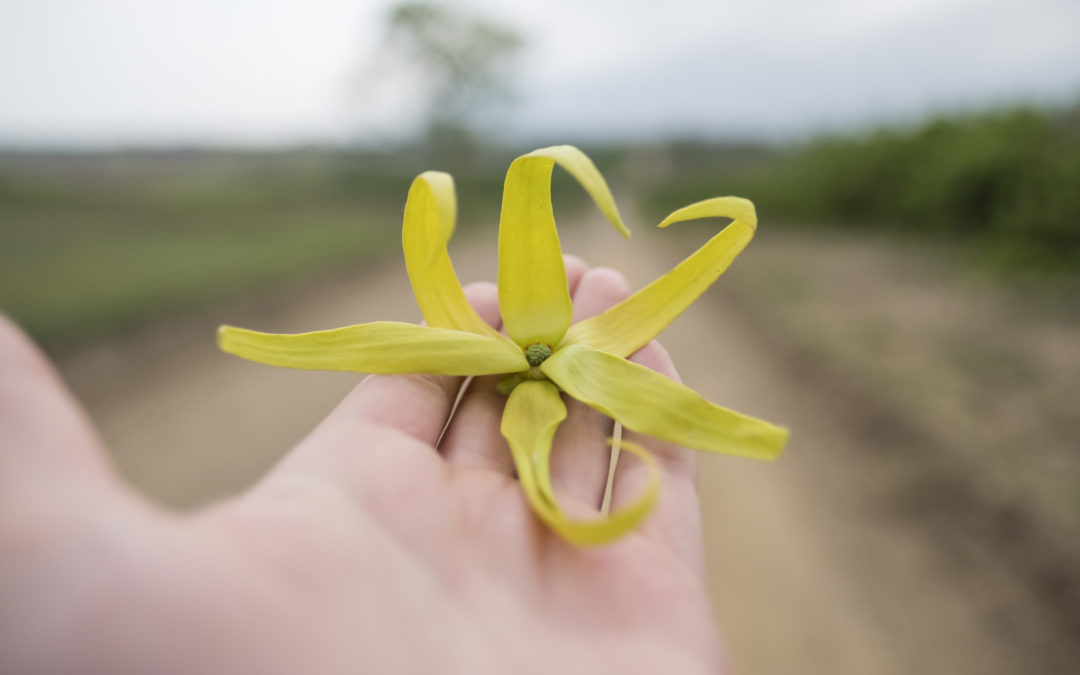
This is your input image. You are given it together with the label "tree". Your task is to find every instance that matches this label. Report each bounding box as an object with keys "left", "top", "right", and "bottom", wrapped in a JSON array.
[{"left": 364, "top": 2, "right": 525, "bottom": 155}]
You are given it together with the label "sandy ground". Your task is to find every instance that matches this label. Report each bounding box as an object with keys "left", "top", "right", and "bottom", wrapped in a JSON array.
[{"left": 58, "top": 222, "right": 1079, "bottom": 674}]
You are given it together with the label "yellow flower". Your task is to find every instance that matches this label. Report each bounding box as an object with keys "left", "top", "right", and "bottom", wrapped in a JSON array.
[{"left": 219, "top": 146, "right": 788, "bottom": 545}]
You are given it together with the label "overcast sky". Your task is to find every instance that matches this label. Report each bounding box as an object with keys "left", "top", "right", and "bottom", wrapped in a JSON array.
[{"left": 2, "top": 0, "right": 1079, "bottom": 147}]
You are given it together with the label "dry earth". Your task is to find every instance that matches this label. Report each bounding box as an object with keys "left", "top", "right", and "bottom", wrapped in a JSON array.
[{"left": 57, "top": 221, "right": 1080, "bottom": 674}]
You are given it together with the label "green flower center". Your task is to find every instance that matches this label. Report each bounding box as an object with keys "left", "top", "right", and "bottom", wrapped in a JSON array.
[{"left": 524, "top": 343, "right": 552, "bottom": 367}]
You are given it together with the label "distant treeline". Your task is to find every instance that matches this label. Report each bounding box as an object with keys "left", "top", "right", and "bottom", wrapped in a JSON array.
[{"left": 646, "top": 105, "right": 1080, "bottom": 273}]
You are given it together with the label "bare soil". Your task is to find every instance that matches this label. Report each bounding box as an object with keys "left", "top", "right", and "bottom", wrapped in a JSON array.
[{"left": 57, "top": 223, "right": 1080, "bottom": 674}]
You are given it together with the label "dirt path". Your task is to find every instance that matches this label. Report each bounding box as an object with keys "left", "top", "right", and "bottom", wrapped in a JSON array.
[{"left": 59, "top": 222, "right": 1076, "bottom": 674}]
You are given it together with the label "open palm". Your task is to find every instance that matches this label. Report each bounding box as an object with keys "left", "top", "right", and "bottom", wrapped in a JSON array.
[{"left": 0, "top": 259, "right": 721, "bottom": 674}]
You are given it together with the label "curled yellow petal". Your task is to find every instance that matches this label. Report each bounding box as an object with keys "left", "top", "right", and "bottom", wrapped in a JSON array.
[
  {"left": 403, "top": 171, "right": 510, "bottom": 343},
  {"left": 542, "top": 344, "right": 788, "bottom": 459},
  {"left": 501, "top": 380, "right": 660, "bottom": 546},
  {"left": 218, "top": 322, "right": 527, "bottom": 375},
  {"left": 559, "top": 197, "right": 756, "bottom": 358},
  {"left": 498, "top": 146, "right": 629, "bottom": 349}
]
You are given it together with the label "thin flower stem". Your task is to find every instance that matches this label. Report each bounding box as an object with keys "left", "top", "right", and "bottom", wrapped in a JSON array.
[
  {"left": 437, "top": 375, "right": 474, "bottom": 447},
  {"left": 600, "top": 421, "right": 622, "bottom": 516}
]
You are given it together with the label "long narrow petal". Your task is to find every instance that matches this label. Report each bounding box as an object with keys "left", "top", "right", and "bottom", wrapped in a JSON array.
[
  {"left": 559, "top": 197, "right": 756, "bottom": 358},
  {"left": 542, "top": 344, "right": 788, "bottom": 459},
  {"left": 403, "top": 172, "right": 510, "bottom": 342},
  {"left": 501, "top": 380, "right": 660, "bottom": 546},
  {"left": 498, "top": 146, "right": 629, "bottom": 349},
  {"left": 218, "top": 322, "right": 527, "bottom": 375}
]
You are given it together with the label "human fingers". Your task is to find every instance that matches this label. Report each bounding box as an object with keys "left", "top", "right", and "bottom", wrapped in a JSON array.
[
  {"left": 439, "top": 254, "right": 588, "bottom": 475},
  {"left": 614, "top": 340, "right": 704, "bottom": 573},
  {"left": 547, "top": 267, "right": 631, "bottom": 511}
]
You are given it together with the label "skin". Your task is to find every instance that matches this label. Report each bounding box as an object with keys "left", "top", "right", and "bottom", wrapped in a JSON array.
[{"left": 0, "top": 258, "right": 722, "bottom": 674}]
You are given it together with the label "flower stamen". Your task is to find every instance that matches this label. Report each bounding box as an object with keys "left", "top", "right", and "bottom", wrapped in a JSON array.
[{"left": 524, "top": 343, "right": 552, "bottom": 367}]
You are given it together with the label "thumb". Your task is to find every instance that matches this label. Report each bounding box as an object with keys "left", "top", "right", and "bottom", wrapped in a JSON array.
[{"left": 0, "top": 315, "right": 119, "bottom": 504}]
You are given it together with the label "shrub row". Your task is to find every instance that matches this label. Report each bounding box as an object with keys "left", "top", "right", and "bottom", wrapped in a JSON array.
[{"left": 646, "top": 105, "right": 1080, "bottom": 273}]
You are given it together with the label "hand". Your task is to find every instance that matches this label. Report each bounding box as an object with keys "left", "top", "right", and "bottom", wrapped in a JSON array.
[{"left": 0, "top": 259, "right": 720, "bottom": 674}]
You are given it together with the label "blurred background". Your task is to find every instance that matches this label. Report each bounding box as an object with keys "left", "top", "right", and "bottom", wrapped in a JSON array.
[{"left": 2, "top": 1, "right": 1079, "bottom": 672}]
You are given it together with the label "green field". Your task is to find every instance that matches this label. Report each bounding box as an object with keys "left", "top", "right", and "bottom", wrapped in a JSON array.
[{"left": 0, "top": 153, "right": 507, "bottom": 350}]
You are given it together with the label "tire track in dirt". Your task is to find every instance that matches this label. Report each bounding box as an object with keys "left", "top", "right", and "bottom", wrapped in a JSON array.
[{"left": 58, "top": 222, "right": 1076, "bottom": 674}]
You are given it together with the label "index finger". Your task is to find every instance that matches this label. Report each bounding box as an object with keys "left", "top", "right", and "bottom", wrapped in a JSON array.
[
  {"left": 259, "top": 282, "right": 502, "bottom": 502},
  {"left": 315, "top": 281, "right": 502, "bottom": 447}
]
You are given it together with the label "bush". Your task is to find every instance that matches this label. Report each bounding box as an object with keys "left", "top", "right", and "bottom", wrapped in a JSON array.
[{"left": 646, "top": 104, "right": 1080, "bottom": 274}]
